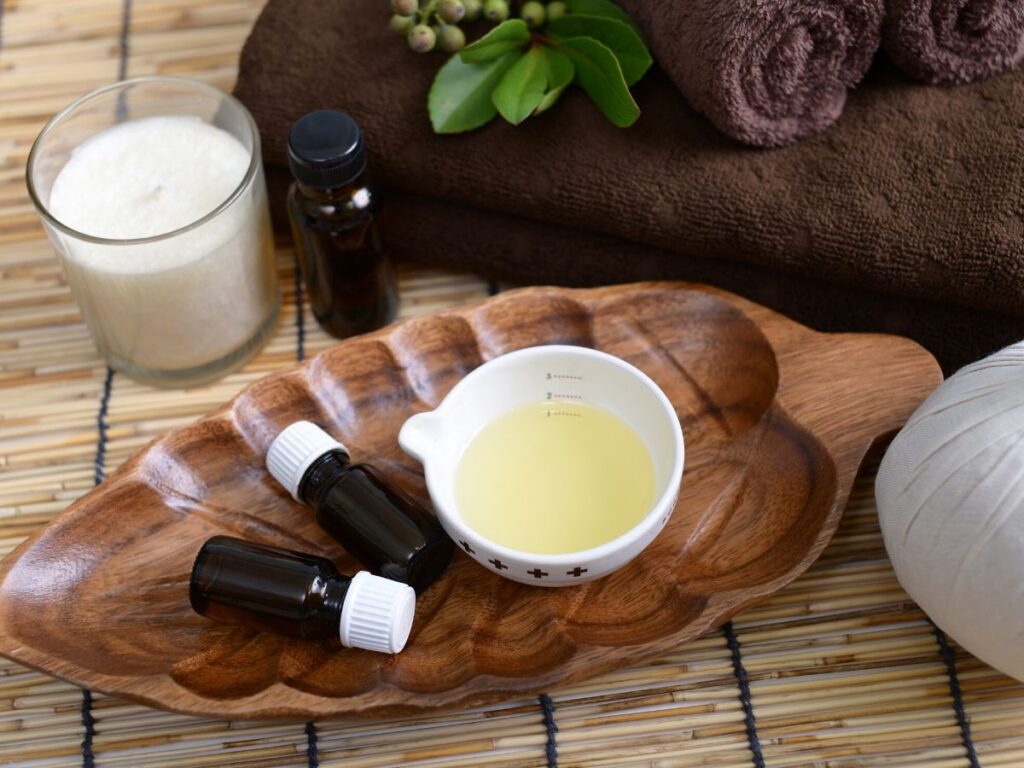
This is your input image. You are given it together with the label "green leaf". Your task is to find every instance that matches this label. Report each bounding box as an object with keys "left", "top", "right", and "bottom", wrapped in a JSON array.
[
  {"left": 493, "top": 47, "right": 548, "bottom": 125},
  {"left": 555, "top": 36, "right": 639, "bottom": 127},
  {"left": 549, "top": 15, "right": 651, "bottom": 85},
  {"left": 566, "top": 0, "right": 635, "bottom": 29},
  {"left": 459, "top": 19, "right": 530, "bottom": 63},
  {"left": 534, "top": 46, "right": 574, "bottom": 115},
  {"left": 429, "top": 52, "right": 520, "bottom": 133}
]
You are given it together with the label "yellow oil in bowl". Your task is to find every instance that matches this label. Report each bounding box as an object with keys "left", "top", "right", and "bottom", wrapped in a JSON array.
[{"left": 454, "top": 400, "right": 656, "bottom": 555}]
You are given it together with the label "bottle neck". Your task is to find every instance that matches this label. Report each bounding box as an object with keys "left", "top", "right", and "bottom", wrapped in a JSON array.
[
  {"left": 294, "top": 177, "right": 370, "bottom": 202},
  {"left": 298, "top": 450, "right": 353, "bottom": 506},
  {"left": 319, "top": 575, "right": 349, "bottom": 639}
]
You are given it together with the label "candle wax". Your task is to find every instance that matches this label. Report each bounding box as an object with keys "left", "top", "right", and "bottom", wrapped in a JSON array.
[
  {"left": 50, "top": 116, "right": 250, "bottom": 243},
  {"left": 45, "top": 116, "right": 277, "bottom": 375}
]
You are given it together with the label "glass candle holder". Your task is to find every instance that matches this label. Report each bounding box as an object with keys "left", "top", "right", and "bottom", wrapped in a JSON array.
[{"left": 27, "top": 77, "right": 280, "bottom": 388}]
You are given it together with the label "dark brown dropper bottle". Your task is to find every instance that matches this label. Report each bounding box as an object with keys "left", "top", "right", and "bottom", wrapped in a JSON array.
[
  {"left": 286, "top": 110, "right": 398, "bottom": 338},
  {"left": 189, "top": 535, "right": 415, "bottom": 651},
  {"left": 266, "top": 421, "right": 453, "bottom": 594}
]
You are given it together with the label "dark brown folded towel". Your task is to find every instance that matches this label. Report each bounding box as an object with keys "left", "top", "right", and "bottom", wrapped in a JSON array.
[
  {"left": 617, "top": 0, "right": 885, "bottom": 146},
  {"left": 236, "top": 0, "right": 1024, "bottom": 371},
  {"left": 265, "top": 169, "right": 1024, "bottom": 373},
  {"left": 883, "top": 0, "right": 1024, "bottom": 84},
  {"left": 383, "top": 190, "right": 1024, "bottom": 373}
]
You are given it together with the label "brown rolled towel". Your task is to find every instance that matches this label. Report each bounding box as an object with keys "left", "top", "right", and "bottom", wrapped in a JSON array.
[
  {"left": 618, "top": 0, "right": 885, "bottom": 146},
  {"left": 883, "top": 0, "right": 1024, "bottom": 84}
]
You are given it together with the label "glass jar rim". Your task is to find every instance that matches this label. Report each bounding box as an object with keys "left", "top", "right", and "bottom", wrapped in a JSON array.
[{"left": 26, "top": 75, "right": 263, "bottom": 246}]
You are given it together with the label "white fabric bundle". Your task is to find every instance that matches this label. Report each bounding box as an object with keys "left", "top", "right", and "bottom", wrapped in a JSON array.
[{"left": 876, "top": 341, "right": 1024, "bottom": 682}]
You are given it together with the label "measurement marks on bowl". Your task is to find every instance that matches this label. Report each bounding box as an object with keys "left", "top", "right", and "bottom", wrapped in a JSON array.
[
  {"left": 547, "top": 372, "right": 582, "bottom": 381},
  {"left": 546, "top": 371, "right": 583, "bottom": 397},
  {"left": 546, "top": 409, "right": 582, "bottom": 418},
  {"left": 544, "top": 370, "right": 585, "bottom": 405},
  {"left": 545, "top": 371, "right": 585, "bottom": 410}
]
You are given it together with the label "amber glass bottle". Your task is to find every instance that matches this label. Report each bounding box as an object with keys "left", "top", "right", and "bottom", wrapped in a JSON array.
[
  {"left": 266, "top": 421, "right": 454, "bottom": 594},
  {"left": 286, "top": 110, "right": 398, "bottom": 338},
  {"left": 189, "top": 535, "right": 415, "bottom": 652}
]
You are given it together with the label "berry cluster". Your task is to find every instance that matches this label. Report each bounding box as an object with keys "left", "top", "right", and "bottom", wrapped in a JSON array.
[{"left": 390, "top": 0, "right": 568, "bottom": 53}]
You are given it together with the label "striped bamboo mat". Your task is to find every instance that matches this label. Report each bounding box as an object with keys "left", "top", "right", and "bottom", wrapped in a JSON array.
[{"left": 2, "top": 0, "right": 1024, "bottom": 765}]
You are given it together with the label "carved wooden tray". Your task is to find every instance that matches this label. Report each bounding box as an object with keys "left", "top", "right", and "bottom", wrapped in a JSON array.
[{"left": 0, "top": 283, "right": 940, "bottom": 719}]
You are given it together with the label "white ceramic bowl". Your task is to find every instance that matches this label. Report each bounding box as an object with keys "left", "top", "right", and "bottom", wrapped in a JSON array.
[{"left": 398, "top": 345, "right": 684, "bottom": 586}]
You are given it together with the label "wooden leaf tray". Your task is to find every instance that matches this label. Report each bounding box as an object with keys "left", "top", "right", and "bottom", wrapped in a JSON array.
[{"left": 0, "top": 283, "right": 940, "bottom": 719}]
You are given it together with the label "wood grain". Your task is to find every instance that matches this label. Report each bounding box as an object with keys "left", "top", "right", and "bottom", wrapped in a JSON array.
[{"left": 0, "top": 282, "right": 941, "bottom": 719}]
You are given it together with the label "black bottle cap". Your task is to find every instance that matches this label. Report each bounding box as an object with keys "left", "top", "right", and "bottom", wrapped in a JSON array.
[{"left": 287, "top": 110, "right": 367, "bottom": 189}]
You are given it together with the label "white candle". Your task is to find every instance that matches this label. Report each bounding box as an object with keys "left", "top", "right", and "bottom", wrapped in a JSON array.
[{"left": 45, "top": 115, "right": 278, "bottom": 379}]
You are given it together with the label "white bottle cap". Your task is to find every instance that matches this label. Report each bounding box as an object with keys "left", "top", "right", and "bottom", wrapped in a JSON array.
[
  {"left": 340, "top": 571, "right": 416, "bottom": 654},
  {"left": 266, "top": 421, "right": 348, "bottom": 501}
]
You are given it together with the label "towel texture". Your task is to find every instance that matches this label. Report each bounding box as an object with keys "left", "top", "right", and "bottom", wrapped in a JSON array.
[
  {"left": 263, "top": 173, "right": 1024, "bottom": 372},
  {"left": 617, "top": 0, "right": 885, "bottom": 146},
  {"left": 236, "top": 0, "right": 1024, "bottom": 372},
  {"left": 883, "top": 0, "right": 1024, "bottom": 84}
]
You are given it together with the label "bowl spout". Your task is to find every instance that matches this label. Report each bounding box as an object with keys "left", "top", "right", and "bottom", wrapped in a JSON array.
[{"left": 399, "top": 411, "right": 440, "bottom": 464}]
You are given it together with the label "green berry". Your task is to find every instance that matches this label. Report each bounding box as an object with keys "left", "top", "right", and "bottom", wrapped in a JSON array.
[
  {"left": 407, "top": 24, "right": 436, "bottom": 52},
  {"left": 437, "top": 24, "right": 466, "bottom": 51},
  {"left": 546, "top": 1, "right": 567, "bottom": 21},
  {"left": 463, "top": 0, "right": 483, "bottom": 20},
  {"left": 437, "top": 0, "right": 465, "bottom": 23},
  {"left": 391, "top": 0, "right": 418, "bottom": 15},
  {"left": 388, "top": 13, "right": 415, "bottom": 34},
  {"left": 521, "top": 0, "right": 545, "bottom": 27},
  {"left": 484, "top": 0, "right": 509, "bottom": 22}
]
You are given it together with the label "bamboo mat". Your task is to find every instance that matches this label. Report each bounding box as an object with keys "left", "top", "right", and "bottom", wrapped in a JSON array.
[{"left": 2, "top": 0, "right": 1024, "bottom": 766}]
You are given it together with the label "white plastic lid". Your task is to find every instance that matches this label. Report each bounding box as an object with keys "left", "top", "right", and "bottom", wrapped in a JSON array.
[
  {"left": 340, "top": 571, "right": 416, "bottom": 654},
  {"left": 266, "top": 421, "right": 347, "bottom": 501}
]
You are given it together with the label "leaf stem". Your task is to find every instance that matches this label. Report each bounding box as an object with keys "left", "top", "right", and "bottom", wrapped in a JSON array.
[{"left": 417, "top": 0, "right": 439, "bottom": 23}]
